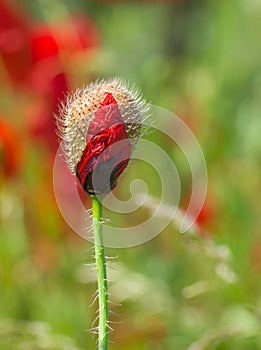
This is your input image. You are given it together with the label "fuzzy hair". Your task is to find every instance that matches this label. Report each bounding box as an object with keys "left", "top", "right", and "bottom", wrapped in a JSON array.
[{"left": 56, "top": 77, "right": 151, "bottom": 172}]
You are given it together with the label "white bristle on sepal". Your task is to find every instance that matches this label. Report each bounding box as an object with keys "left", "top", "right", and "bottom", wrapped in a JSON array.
[{"left": 55, "top": 77, "right": 151, "bottom": 172}]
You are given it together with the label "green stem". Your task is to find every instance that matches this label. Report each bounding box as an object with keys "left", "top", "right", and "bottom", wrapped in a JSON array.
[{"left": 91, "top": 196, "right": 108, "bottom": 350}]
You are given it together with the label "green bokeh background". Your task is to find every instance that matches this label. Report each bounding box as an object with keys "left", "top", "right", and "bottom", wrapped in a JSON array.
[{"left": 1, "top": 0, "right": 261, "bottom": 349}]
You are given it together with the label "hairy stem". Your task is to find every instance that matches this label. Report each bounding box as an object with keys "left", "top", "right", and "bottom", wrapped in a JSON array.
[{"left": 91, "top": 196, "right": 108, "bottom": 350}]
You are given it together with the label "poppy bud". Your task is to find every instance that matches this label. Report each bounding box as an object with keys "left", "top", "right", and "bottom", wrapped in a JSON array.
[{"left": 56, "top": 78, "right": 150, "bottom": 196}]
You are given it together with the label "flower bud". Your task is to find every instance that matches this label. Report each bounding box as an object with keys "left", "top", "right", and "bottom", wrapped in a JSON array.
[{"left": 56, "top": 78, "right": 150, "bottom": 196}]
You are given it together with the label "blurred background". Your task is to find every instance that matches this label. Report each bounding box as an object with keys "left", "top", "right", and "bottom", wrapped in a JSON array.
[{"left": 1, "top": 0, "right": 261, "bottom": 349}]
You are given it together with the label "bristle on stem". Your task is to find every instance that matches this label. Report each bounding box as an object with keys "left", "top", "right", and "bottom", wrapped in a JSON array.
[{"left": 91, "top": 195, "right": 109, "bottom": 350}]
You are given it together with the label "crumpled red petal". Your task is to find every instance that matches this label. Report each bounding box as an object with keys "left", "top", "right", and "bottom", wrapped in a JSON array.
[{"left": 76, "top": 92, "right": 131, "bottom": 195}]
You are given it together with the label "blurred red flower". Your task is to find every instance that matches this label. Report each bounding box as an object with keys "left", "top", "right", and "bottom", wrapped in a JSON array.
[
  {"left": 0, "top": 0, "right": 31, "bottom": 86},
  {"left": 30, "top": 15, "right": 99, "bottom": 63},
  {"left": 0, "top": 0, "right": 99, "bottom": 88},
  {"left": 182, "top": 192, "right": 217, "bottom": 232},
  {"left": 196, "top": 198, "right": 215, "bottom": 227},
  {"left": 27, "top": 15, "right": 99, "bottom": 152},
  {"left": 0, "top": 0, "right": 100, "bottom": 171},
  {"left": 0, "top": 118, "right": 21, "bottom": 178},
  {"left": 27, "top": 72, "right": 68, "bottom": 154}
]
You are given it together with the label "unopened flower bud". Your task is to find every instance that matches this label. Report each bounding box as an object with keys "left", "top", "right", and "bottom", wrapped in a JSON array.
[{"left": 56, "top": 78, "right": 150, "bottom": 196}]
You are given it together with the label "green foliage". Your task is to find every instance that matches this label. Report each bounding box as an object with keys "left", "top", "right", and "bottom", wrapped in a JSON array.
[{"left": 1, "top": 0, "right": 261, "bottom": 349}]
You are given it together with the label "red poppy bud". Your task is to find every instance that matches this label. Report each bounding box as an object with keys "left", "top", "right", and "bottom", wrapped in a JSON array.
[{"left": 56, "top": 78, "right": 150, "bottom": 196}]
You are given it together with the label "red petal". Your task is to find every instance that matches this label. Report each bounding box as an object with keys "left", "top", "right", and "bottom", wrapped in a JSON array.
[
  {"left": 31, "top": 32, "right": 59, "bottom": 62},
  {"left": 87, "top": 92, "right": 125, "bottom": 140},
  {"left": 76, "top": 93, "right": 131, "bottom": 195}
]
